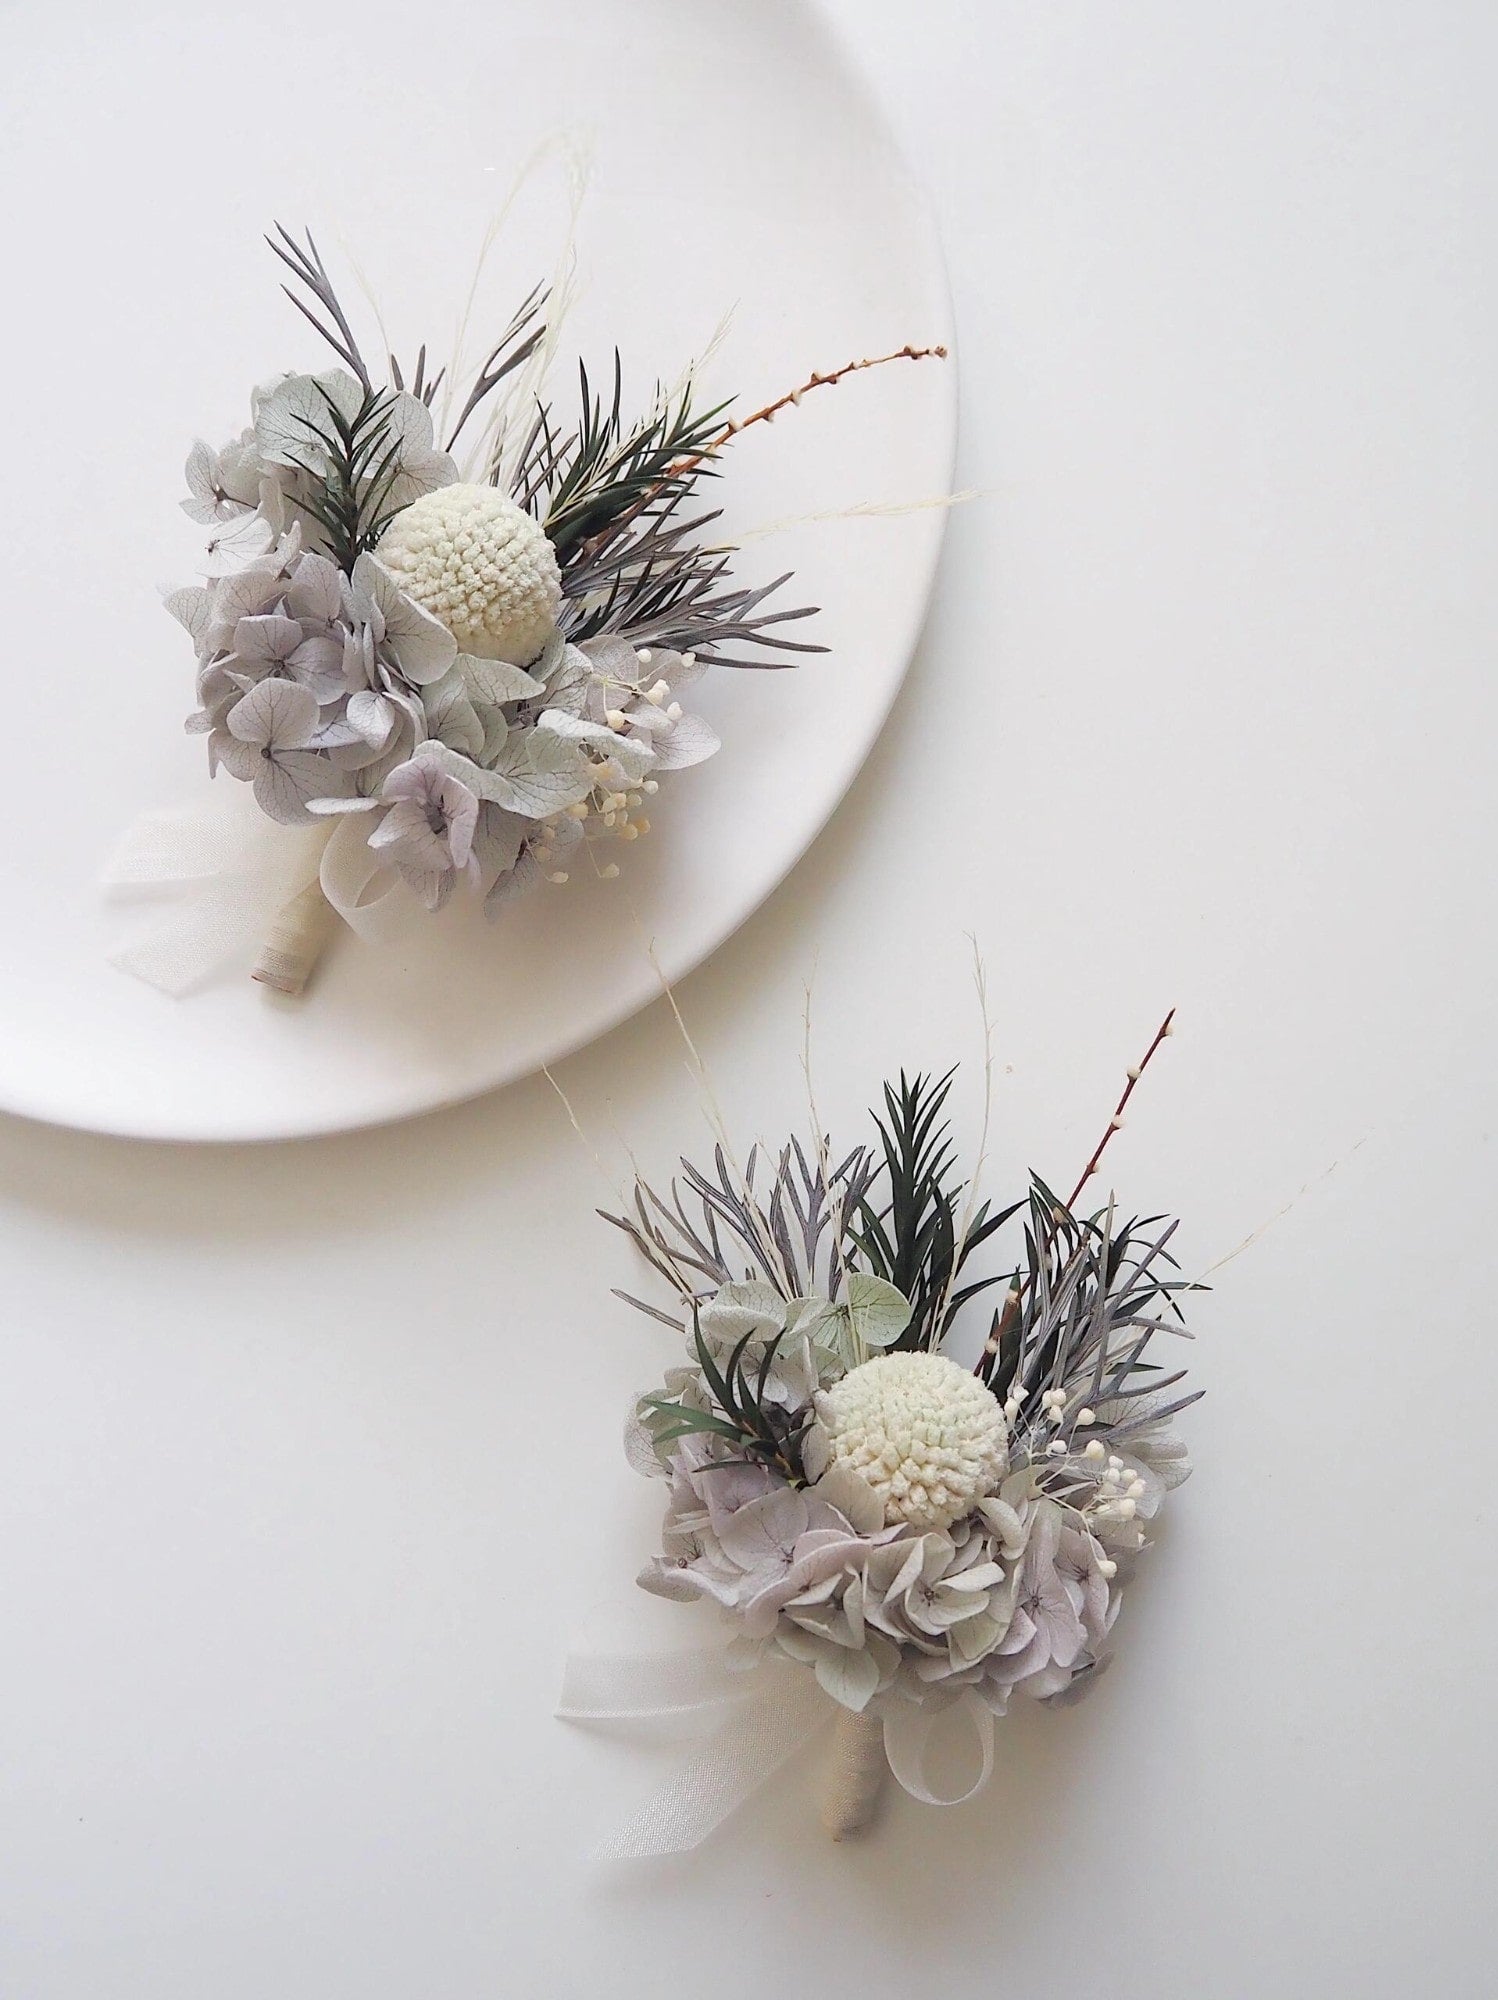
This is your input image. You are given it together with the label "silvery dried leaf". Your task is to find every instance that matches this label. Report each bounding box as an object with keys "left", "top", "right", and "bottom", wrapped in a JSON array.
[
  {"left": 532, "top": 639, "right": 598, "bottom": 719},
  {"left": 227, "top": 676, "right": 319, "bottom": 749},
  {"left": 812, "top": 1642, "right": 881, "bottom": 1713},
  {"left": 182, "top": 440, "right": 244, "bottom": 525},
  {"left": 458, "top": 654, "right": 544, "bottom": 706},
  {"left": 378, "top": 392, "right": 459, "bottom": 510},
  {"left": 800, "top": 1420, "right": 831, "bottom": 1483},
  {"left": 577, "top": 635, "right": 640, "bottom": 685},
  {"left": 479, "top": 726, "right": 592, "bottom": 818},
  {"left": 650, "top": 647, "right": 708, "bottom": 695},
  {"left": 305, "top": 795, "right": 380, "bottom": 816},
  {"left": 206, "top": 556, "right": 291, "bottom": 644},
  {"left": 534, "top": 709, "right": 653, "bottom": 785},
  {"left": 350, "top": 553, "right": 456, "bottom": 687},
  {"left": 697, "top": 1282, "right": 788, "bottom": 1351},
  {"left": 397, "top": 862, "right": 456, "bottom": 912},
  {"left": 308, "top": 711, "right": 365, "bottom": 751},
  {"left": 202, "top": 510, "right": 276, "bottom": 575},
  {"left": 256, "top": 749, "right": 344, "bottom": 825},
  {"left": 844, "top": 1274, "right": 913, "bottom": 1350},
  {"left": 484, "top": 841, "right": 543, "bottom": 916},
  {"left": 341, "top": 624, "right": 378, "bottom": 695},
  {"left": 287, "top": 636, "right": 346, "bottom": 705},
  {"left": 284, "top": 551, "right": 347, "bottom": 625},
  {"left": 469, "top": 802, "right": 526, "bottom": 891},
  {"left": 648, "top": 712, "right": 721, "bottom": 772},
  {"left": 477, "top": 702, "right": 511, "bottom": 767},
  {"left": 164, "top": 585, "right": 212, "bottom": 650},
  {"left": 253, "top": 369, "right": 363, "bottom": 469},
  {"left": 345, "top": 689, "right": 397, "bottom": 751},
  {"left": 423, "top": 669, "right": 485, "bottom": 759},
  {"left": 813, "top": 1463, "right": 887, "bottom": 1537},
  {"left": 624, "top": 1398, "right": 669, "bottom": 1478}
]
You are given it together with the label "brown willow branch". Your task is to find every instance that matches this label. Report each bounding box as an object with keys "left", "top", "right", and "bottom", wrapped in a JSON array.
[
  {"left": 578, "top": 343, "right": 949, "bottom": 561},
  {"left": 978, "top": 1009, "right": 1178, "bottom": 1374}
]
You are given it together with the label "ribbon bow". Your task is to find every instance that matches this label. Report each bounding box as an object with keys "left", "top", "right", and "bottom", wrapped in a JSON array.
[
  {"left": 556, "top": 1644, "right": 997, "bottom": 1857},
  {"left": 102, "top": 793, "right": 411, "bottom": 994}
]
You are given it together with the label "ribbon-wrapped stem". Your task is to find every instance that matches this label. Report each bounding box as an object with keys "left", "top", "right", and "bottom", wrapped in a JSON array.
[
  {"left": 251, "top": 877, "right": 337, "bottom": 995},
  {"left": 821, "top": 1708, "right": 886, "bottom": 1840}
]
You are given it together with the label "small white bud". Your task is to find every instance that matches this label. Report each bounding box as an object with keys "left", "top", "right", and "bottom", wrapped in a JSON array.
[
  {"left": 1076, "top": 1407, "right": 1095, "bottom": 1426},
  {"left": 1084, "top": 1439, "right": 1105, "bottom": 1461},
  {"left": 643, "top": 779, "right": 660, "bottom": 795},
  {"left": 666, "top": 701, "right": 683, "bottom": 721},
  {"left": 1046, "top": 1439, "right": 1067, "bottom": 1457},
  {"left": 637, "top": 648, "right": 653, "bottom": 666},
  {"left": 599, "top": 863, "right": 621, "bottom": 880},
  {"left": 546, "top": 870, "right": 569, "bottom": 885},
  {"left": 1097, "top": 1558, "right": 1118, "bottom": 1579},
  {"left": 1117, "top": 1497, "right": 1137, "bottom": 1520},
  {"left": 604, "top": 708, "right": 629, "bottom": 731}
]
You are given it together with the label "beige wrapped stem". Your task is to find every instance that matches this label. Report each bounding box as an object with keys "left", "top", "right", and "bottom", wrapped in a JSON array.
[
  {"left": 821, "top": 1708, "right": 886, "bottom": 1840},
  {"left": 251, "top": 878, "right": 337, "bottom": 996}
]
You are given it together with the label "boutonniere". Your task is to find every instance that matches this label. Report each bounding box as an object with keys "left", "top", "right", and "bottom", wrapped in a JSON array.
[
  {"left": 111, "top": 220, "right": 943, "bottom": 996},
  {"left": 560, "top": 1011, "right": 1200, "bottom": 1854}
]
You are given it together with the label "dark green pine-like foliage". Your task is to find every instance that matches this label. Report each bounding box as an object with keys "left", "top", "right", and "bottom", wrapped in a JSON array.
[
  {"left": 851, "top": 1070, "right": 1017, "bottom": 1352},
  {"left": 282, "top": 382, "right": 410, "bottom": 574}
]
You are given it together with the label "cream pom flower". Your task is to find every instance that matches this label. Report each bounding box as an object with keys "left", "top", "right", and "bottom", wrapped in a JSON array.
[
  {"left": 377, "top": 483, "right": 562, "bottom": 664},
  {"left": 818, "top": 1351, "right": 1007, "bottom": 1532}
]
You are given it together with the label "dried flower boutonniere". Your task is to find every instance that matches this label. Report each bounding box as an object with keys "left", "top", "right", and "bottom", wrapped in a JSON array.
[
  {"left": 114, "top": 222, "right": 944, "bottom": 996},
  {"left": 560, "top": 1010, "right": 1200, "bottom": 1854}
]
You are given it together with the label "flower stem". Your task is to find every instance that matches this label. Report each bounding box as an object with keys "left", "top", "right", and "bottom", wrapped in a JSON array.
[
  {"left": 821, "top": 1708, "right": 886, "bottom": 1840},
  {"left": 252, "top": 878, "right": 336, "bottom": 996}
]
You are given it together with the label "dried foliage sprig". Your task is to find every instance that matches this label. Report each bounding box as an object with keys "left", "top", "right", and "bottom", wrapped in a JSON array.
[
  {"left": 851, "top": 1069, "right": 1018, "bottom": 1352},
  {"left": 266, "top": 225, "right": 373, "bottom": 391},
  {"left": 280, "top": 381, "right": 408, "bottom": 573}
]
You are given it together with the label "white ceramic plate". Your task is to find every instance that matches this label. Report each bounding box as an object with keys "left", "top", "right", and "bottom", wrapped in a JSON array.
[{"left": 0, "top": 0, "right": 953, "bottom": 1141}]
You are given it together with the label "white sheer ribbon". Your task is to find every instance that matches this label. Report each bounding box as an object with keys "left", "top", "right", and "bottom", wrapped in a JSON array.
[
  {"left": 556, "top": 1647, "right": 998, "bottom": 1856},
  {"left": 102, "top": 795, "right": 409, "bottom": 995},
  {"left": 882, "top": 1689, "right": 995, "bottom": 1806}
]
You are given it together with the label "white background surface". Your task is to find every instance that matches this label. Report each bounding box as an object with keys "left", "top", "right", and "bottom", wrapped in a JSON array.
[{"left": 2, "top": 2, "right": 1495, "bottom": 1994}]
